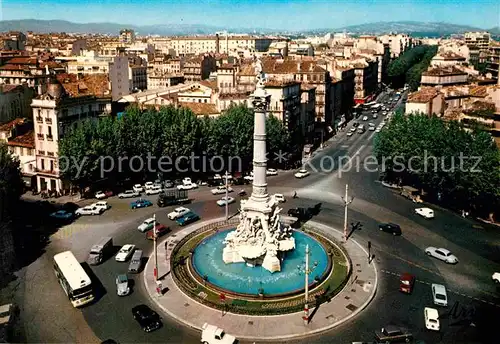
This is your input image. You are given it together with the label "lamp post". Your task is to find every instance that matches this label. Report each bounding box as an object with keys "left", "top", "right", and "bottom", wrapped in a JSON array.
[
  {"left": 297, "top": 244, "right": 319, "bottom": 325},
  {"left": 225, "top": 171, "right": 229, "bottom": 221},
  {"left": 341, "top": 184, "right": 354, "bottom": 243},
  {"left": 153, "top": 213, "right": 158, "bottom": 281}
]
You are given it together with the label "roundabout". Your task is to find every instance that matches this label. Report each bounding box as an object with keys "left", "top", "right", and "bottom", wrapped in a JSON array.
[{"left": 143, "top": 217, "right": 378, "bottom": 341}]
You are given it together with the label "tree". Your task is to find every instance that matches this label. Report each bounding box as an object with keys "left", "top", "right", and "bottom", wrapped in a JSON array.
[
  {"left": 266, "top": 115, "right": 291, "bottom": 167},
  {"left": 0, "top": 143, "right": 23, "bottom": 276}
]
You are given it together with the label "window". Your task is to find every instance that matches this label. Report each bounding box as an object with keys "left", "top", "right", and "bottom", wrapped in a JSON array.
[
  {"left": 48, "top": 126, "right": 52, "bottom": 137},
  {"left": 38, "top": 125, "right": 43, "bottom": 133},
  {"left": 41, "top": 159, "right": 45, "bottom": 170}
]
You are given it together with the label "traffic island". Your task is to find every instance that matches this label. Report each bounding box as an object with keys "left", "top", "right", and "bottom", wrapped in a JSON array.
[{"left": 143, "top": 218, "right": 378, "bottom": 341}]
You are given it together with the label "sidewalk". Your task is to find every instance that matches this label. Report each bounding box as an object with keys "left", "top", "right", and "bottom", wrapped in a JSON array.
[{"left": 143, "top": 218, "right": 378, "bottom": 341}]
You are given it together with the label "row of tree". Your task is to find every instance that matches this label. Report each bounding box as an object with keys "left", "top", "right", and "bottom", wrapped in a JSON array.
[
  {"left": 59, "top": 104, "right": 292, "bottom": 189},
  {"left": 387, "top": 45, "right": 438, "bottom": 90},
  {"left": 374, "top": 111, "right": 500, "bottom": 217}
]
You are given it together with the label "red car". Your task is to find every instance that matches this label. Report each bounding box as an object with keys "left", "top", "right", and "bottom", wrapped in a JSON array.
[
  {"left": 146, "top": 224, "right": 170, "bottom": 240},
  {"left": 399, "top": 272, "right": 415, "bottom": 294}
]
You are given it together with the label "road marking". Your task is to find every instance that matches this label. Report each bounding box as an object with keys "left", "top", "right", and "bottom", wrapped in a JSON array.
[{"left": 380, "top": 269, "right": 500, "bottom": 308}]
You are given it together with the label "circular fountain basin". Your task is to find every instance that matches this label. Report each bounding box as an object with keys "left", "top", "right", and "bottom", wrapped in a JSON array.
[{"left": 191, "top": 230, "right": 330, "bottom": 297}]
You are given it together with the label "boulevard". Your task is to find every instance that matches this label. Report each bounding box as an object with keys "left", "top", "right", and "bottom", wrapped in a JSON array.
[{"left": 9, "top": 90, "right": 500, "bottom": 344}]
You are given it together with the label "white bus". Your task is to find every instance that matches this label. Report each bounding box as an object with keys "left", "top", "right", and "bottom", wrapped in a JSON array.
[{"left": 53, "top": 251, "right": 94, "bottom": 307}]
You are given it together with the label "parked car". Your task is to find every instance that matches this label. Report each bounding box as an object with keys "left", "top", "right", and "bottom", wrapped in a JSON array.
[
  {"left": 138, "top": 217, "right": 157, "bottom": 232},
  {"left": 492, "top": 272, "right": 500, "bottom": 283},
  {"left": 266, "top": 168, "right": 278, "bottom": 176},
  {"left": 115, "top": 244, "right": 136, "bottom": 262},
  {"left": 362, "top": 116, "right": 368, "bottom": 121},
  {"left": 146, "top": 186, "right": 162, "bottom": 195},
  {"left": 75, "top": 205, "right": 104, "bottom": 216},
  {"left": 379, "top": 223, "right": 402, "bottom": 236},
  {"left": 144, "top": 182, "right": 154, "bottom": 190},
  {"left": 49, "top": 210, "right": 74, "bottom": 220},
  {"left": 217, "top": 196, "right": 235, "bottom": 206},
  {"left": 116, "top": 274, "right": 130, "bottom": 296},
  {"left": 132, "top": 304, "right": 162, "bottom": 333},
  {"left": 118, "top": 190, "right": 140, "bottom": 199},
  {"left": 372, "top": 114, "right": 378, "bottom": 119},
  {"left": 95, "top": 190, "right": 113, "bottom": 199},
  {"left": 176, "top": 211, "right": 200, "bottom": 226},
  {"left": 431, "top": 283, "right": 448, "bottom": 306},
  {"left": 128, "top": 250, "right": 143, "bottom": 273},
  {"left": 130, "top": 199, "right": 153, "bottom": 209},
  {"left": 374, "top": 325, "right": 412, "bottom": 343},
  {"left": 243, "top": 172, "right": 254, "bottom": 181},
  {"left": 93, "top": 201, "right": 110, "bottom": 212},
  {"left": 288, "top": 207, "right": 312, "bottom": 221},
  {"left": 182, "top": 177, "right": 192, "bottom": 185},
  {"left": 274, "top": 193, "right": 286, "bottom": 203},
  {"left": 211, "top": 185, "right": 233, "bottom": 195},
  {"left": 294, "top": 169, "right": 310, "bottom": 178},
  {"left": 369, "top": 126, "right": 375, "bottom": 131},
  {"left": 133, "top": 184, "right": 144, "bottom": 193},
  {"left": 201, "top": 322, "right": 237, "bottom": 344},
  {"left": 399, "top": 272, "right": 415, "bottom": 294},
  {"left": 168, "top": 207, "right": 190, "bottom": 220},
  {"left": 415, "top": 207, "right": 434, "bottom": 218},
  {"left": 146, "top": 224, "right": 170, "bottom": 240},
  {"left": 163, "top": 180, "right": 174, "bottom": 188},
  {"left": 177, "top": 182, "right": 198, "bottom": 190},
  {"left": 425, "top": 247, "right": 458, "bottom": 264},
  {"left": 424, "top": 307, "right": 440, "bottom": 331}
]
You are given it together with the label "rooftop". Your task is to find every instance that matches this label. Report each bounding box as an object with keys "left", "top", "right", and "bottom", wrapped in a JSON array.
[
  {"left": 7, "top": 130, "right": 34, "bottom": 148},
  {"left": 180, "top": 102, "right": 218, "bottom": 116},
  {"left": 0, "top": 118, "right": 26, "bottom": 132},
  {"left": 262, "top": 58, "right": 326, "bottom": 75},
  {"left": 264, "top": 79, "right": 300, "bottom": 87},
  {"left": 219, "top": 92, "right": 249, "bottom": 100},
  {"left": 407, "top": 87, "right": 440, "bottom": 103},
  {"left": 55, "top": 73, "right": 110, "bottom": 98},
  {"left": 422, "top": 66, "right": 467, "bottom": 77}
]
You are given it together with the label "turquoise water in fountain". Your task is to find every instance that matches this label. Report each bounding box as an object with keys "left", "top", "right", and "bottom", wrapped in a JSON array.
[{"left": 192, "top": 230, "right": 329, "bottom": 296}]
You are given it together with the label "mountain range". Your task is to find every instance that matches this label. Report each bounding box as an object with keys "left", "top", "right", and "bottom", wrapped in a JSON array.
[{"left": 0, "top": 19, "right": 498, "bottom": 37}]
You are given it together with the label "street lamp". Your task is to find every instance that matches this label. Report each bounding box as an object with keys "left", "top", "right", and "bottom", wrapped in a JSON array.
[
  {"left": 341, "top": 184, "right": 354, "bottom": 243},
  {"left": 297, "top": 244, "right": 319, "bottom": 325},
  {"left": 224, "top": 171, "right": 229, "bottom": 221}
]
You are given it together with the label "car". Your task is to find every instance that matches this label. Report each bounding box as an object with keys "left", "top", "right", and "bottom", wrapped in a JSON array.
[
  {"left": 132, "top": 304, "right": 162, "bottom": 333},
  {"left": 374, "top": 325, "right": 412, "bottom": 343},
  {"left": 116, "top": 274, "right": 130, "bottom": 296},
  {"left": 75, "top": 205, "right": 104, "bottom": 216},
  {"left": 118, "top": 190, "right": 140, "bottom": 199},
  {"left": 399, "top": 272, "right": 415, "bottom": 294},
  {"left": 424, "top": 307, "right": 440, "bottom": 331},
  {"left": 347, "top": 132, "right": 354, "bottom": 137},
  {"left": 379, "top": 223, "right": 401, "bottom": 236},
  {"left": 176, "top": 211, "right": 200, "bottom": 226},
  {"left": 115, "top": 244, "right": 135, "bottom": 262},
  {"left": 211, "top": 185, "right": 233, "bottom": 195},
  {"left": 294, "top": 169, "right": 310, "bottom": 178},
  {"left": 243, "top": 172, "right": 254, "bottom": 181},
  {"left": 382, "top": 111, "right": 388, "bottom": 116},
  {"left": 146, "top": 224, "right": 170, "bottom": 240},
  {"left": 369, "top": 122, "right": 375, "bottom": 127},
  {"left": 95, "top": 191, "right": 109, "bottom": 200},
  {"left": 168, "top": 206, "right": 190, "bottom": 220},
  {"left": 266, "top": 168, "right": 278, "bottom": 176},
  {"left": 493, "top": 272, "right": 500, "bottom": 283},
  {"left": 415, "top": 207, "right": 434, "bottom": 219},
  {"left": 0, "top": 303, "right": 16, "bottom": 331},
  {"left": 130, "top": 199, "right": 153, "bottom": 209},
  {"left": 164, "top": 180, "right": 174, "bottom": 188},
  {"left": 369, "top": 126, "right": 375, "bottom": 131},
  {"left": 145, "top": 186, "right": 162, "bottom": 195},
  {"left": 274, "top": 193, "right": 286, "bottom": 203},
  {"left": 372, "top": 114, "right": 378, "bottom": 119},
  {"left": 425, "top": 247, "right": 458, "bottom": 264},
  {"left": 350, "top": 127, "right": 357, "bottom": 132},
  {"left": 217, "top": 196, "right": 235, "bottom": 206},
  {"left": 362, "top": 116, "right": 368, "bottom": 121},
  {"left": 201, "top": 323, "right": 237, "bottom": 344},
  {"left": 49, "top": 210, "right": 74, "bottom": 220},
  {"left": 133, "top": 184, "right": 144, "bottom": 193},
  {"left": 144, "top": 182, "right": 154, "bottom": 190},
  {"left": 93, "top": 201, "right": 110, "bottom": 212},
  {"left": 375, "top": 128, "right": 381, "bottom": 133},
  {"left": 288, "top": 207, "right": 312, "bottom": 221},
  {"left": 138, "top": 217, "right": 157, "bottom": 232},
  {"left": 431, "top": 283, "right": 448, "bottom": 306},
  {"left": 177, "top": 182, "right": 198, "bottom": 190}
]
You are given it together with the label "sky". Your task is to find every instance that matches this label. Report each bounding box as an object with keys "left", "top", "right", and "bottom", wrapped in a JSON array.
[{"left": 0, "top": 0, "right": 499, "bottom": 31}]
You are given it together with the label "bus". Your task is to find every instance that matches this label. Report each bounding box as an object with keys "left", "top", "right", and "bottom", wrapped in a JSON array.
[
  {"left": 53, "top": 251, "right": 94, "bottom": 307},
  {"left": 371, "top": 104, "right": 382, "bottom": 111}
]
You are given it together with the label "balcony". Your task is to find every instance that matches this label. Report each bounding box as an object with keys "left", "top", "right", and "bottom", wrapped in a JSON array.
[
  {"left": 45, "top": 117, "right": 52, "bottom": 124},
  {"left": 46, "top": 134, "right": 53, "bottom": 141},
  {"left": 35, "top": 168, "right": 58, "bottom": 176},
  {"left": 36, "top": 133, "right": 44, "bottom": 140},
  {"left": 47, "top": 152, "right": 55, "bottom": 157},
  {"left": 36, "top": 116, "right": 43, "bottom": 123}
]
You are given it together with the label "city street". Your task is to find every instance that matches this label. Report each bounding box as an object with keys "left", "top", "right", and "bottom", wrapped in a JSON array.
[{"left": 8, "top": 89, "right": 500, "bottom": 344}]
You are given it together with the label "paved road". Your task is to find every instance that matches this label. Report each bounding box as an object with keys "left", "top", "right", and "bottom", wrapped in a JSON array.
[{"left": 8, "top": 89, "right": 500, "bottom": 343}]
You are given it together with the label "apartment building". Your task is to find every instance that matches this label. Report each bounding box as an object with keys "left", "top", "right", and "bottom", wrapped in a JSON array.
[
  {"left": 120, "top": 29, "right": 136, "bottom": 44},
  {"left": 350, "top": 58, "right": 378, "bottom": 104},
  {"left": 0, "top": 56, "right": 48, "bottom": 87},
  {"left": 0, "top": 84, "right": 36, "bottom": 123},
  {"left": 31, "top": 74, "right": 112, "bottom": 192},
  {"left": 182, "top": 55, "right": 217, "bottom": 82},
  {"left": 431, "top": 51, "right": 467, "bottom": 67},
  {"left": 405, "top": 87, "right": 444, "bottom": 116},
  {"left": 421, "top": 66, "right": 469, "bottom": 86},
  {"left": 108, "top": 55, "right": 147, "bottom": 101},
  {"left": 1, "top": 31, "right": 27, "bottom": 51},
  {"left": 379, "top": 34, "right": 413, "bottom": 59},
  {"left": 67, "top": 50, "right": 113, "bottom": 75},
  {"left": 486, "top": 41, "right": 500, "bottom": 81},
  {"left": 464, "top": 32, "right": 490, "bottom": 51}
]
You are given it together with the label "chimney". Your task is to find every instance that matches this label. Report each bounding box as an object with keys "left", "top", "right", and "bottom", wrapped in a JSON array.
[
  {"left": 297, "top": 61, "right": 301, "bottom": 72},
  {"left": 37, "top": 84, "right": 42, "bottom": 95}
]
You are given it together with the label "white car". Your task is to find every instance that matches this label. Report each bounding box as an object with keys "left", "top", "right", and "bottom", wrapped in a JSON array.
[
  {"left": 294, "top": 169, "right": 310, "bottom": 178},
  {"left": 201, "top": 323, "right": 237, "bottom": 344},
  {"left": 375, "top": 128, "right": 381, "bottom": 133},
  {"left": 347, "top": 132, "right": 354, "bottom": 137},
  {"left": 115, "top": 244, "right": 135, "bottom": 262},
  {"left": 372, "top": 114, "right": 378, "bottom": 119},
  {"left": 382, "top": 111, "right": 387, "bottom": 116},
  {"left": 217, "top": 196, "right": 235, "bottom": 206},
  {"left": 177, "top": 182, "right": 198, "bottom": 190},
  {"left": 118, "top": 190, "right": 139, "bottom": 199},
  {"left": 182, "top": 177, "right": 192, "bottom": 185},
  {"left": 93, "top": 201, "right": 110, "bottom": 212},
  {"left": 362, "top": 116, "right": 368, "bottom": 121},
  {"left": 75, "top": 205, "right": 103, "bottom": 216},
  {"left": 350, "top": 127, "right": 357, "bottom": 132},
  {"left": 266, "top": 168, "right": 278, "bottom": 176},
  {"left": 273, "top": 194, "right": 286, "bottom": 203},
  {"left": 415, "top": 207, "right": 434, "bottom": 219},
  {"left": 369, "top": 122, "right": 375, "bottom": 127},
  {"left": 95, "top": 191, "right": 107, "bottom": 200},
  {"left": 138, "top": 217, "right": 157, "bottom": 232},
  {"left": 243, "top": 172, "right": 254, "bottom": 181},
  {"left": 425, "top": 247, "right": 458, "bottom": 264},
  {"left": 492, "top": 272, "right": 500, "bottom": 283},
  {"left": 424, "top": 307, "right": 440, "bottom": 331},
  {"left": 146, "top": 186, "right": 162, "bottom": 195},
  {"left": 211, "top": 185, "right": 233, "bottom": 195},
  {"left": 369, "top": 127, "right": 375, "bottom": 131},
  {"left": 144, "top": 181, "right": 154, "bottom": 190},
  {"left": 432, "top": 283, "right": 448, "bottom": 306},
  {"left": 168, "top": 207, "right": 190, "bottom": 220},
  {"left": 133, "top": 184, "right": 144, "bottom": 193}
]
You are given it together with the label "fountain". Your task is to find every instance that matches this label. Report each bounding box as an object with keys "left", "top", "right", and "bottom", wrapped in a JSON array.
[{"left": 222, "top": 58, "right": 295, "bottom": 273}]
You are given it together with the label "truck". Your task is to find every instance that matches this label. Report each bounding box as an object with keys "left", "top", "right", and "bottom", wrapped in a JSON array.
[
  {"left": 374, "top": 325, "right": 412, "bottom": 343},
  {"left": 201, "top": 323, "right": 237, "bottom": 344},
  {"left": 157, "top": 189, "right": 189, "bottom": 207},
  {"left": 87, "top": 237, "right": 113, "bottom": 265}
]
